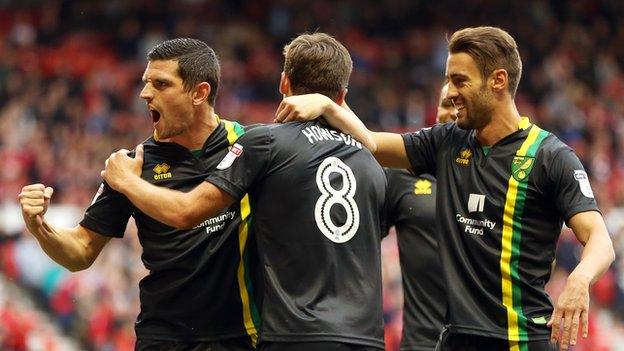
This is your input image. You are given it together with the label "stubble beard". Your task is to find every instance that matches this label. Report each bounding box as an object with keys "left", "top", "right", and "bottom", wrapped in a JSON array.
[{"left": 457, "top": 87, "right": 493, "bottom": 131}]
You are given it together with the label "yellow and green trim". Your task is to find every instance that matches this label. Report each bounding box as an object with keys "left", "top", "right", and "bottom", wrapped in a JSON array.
[
  {"left": 500, "top": 119, "right": 549, "bottom": 350},
  {"left": 220, "top": 117, "right": 260, "bottom": 344},
  {"left": 236, "top": 195, "right": 261, "bottom": 346},
  {"left": 219, "top": 116, "right": 245, "bottom": 146}
]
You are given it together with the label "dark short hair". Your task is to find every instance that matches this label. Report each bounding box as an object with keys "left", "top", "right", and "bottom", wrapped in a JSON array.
[
  {"left": 448, "top": 27, "right": 522, "bottom": 97},
  {"left": 148, "top": 38, "right": 220, "bottom": 106},
  {"left": 283, "top": 33, "right": 352, "bottom": 100}
]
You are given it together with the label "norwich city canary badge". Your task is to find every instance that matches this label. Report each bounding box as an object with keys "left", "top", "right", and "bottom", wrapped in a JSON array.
[{"left": 511, "top": 156, "right": 535, "bottom": 182}]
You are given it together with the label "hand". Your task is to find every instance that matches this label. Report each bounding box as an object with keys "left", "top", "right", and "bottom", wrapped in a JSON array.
[
  {"left": 274, "top": 93, "right": 334, "bottom": 123},
  {"left": 18, "top": 184, "right": 54, "bottom": 227},
  {"left": 547, "top": 273, "right": 591, "bottom": 350},
  {"left": 101, "top": 144, "right": 144, "bottom": 192}
]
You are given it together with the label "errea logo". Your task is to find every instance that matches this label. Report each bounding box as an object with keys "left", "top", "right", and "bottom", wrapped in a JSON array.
[
  {"left": 413, "top": 179, "right": 432, "bottom": 195},
  {"left": 153, "top": 163, "right": 172, "bottom": 180},
  {"left": 455, "top": 148, "right": 472, "bottom": 166}
]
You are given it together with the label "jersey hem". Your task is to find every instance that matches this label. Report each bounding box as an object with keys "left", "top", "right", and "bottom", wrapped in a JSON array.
[
  {"left": 261, "top": 333, "right": 385, "bottom": 349},
  {"left": 563, "top": 206, "right": 601, "bottom": 223},
  {"left": 206, "top": 176, "right": 246, "bottom": 201},
  {"left": 400, "top": 344, "right": 438, "bottom": 351},
  {"left": 136, "top": 330, "right": 256, "bottom": 343},
  {"left": 401, "top": 134, "right": 421, "bottom": 175},
  {"left": 79, "top": 216, "right": 124, "bottom": 238},
  {"left": 448, "top": 325, "right": 551, "bottom": 341}
]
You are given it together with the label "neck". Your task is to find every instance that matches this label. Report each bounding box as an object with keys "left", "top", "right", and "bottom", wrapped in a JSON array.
[
  {"left": 474, "top": 101, "right": 522, "bottom": 146},
  {"left": 167, "top": 105, "right": 219, "bottom": 150}
]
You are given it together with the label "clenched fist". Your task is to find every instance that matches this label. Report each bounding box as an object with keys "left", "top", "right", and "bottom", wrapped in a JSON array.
[{"left": 18, "top": 184, "right": 54, "bottom": 227}]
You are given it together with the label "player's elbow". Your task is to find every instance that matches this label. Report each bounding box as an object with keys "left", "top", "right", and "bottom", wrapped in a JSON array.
[
  {"left": 170, "top": 207, "right": 204, "bottom": 229},
  {"left": 606, "top": 241, "right": 616, "bottom": 266},
  {"left": 66, "top": 263, "right": 89, "bottom": 272},
  {"left": 64, "top": 257, "right": 95, "bottom": 272}
]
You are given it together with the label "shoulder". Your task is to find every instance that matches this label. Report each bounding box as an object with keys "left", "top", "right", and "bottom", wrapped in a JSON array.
[
  {"left": 384, "top": 167, "right": 413, "bottom": 180},
  {"left": 535, "top": 130, "right": 575, "bottom": 161},
  {"left": 235, "top": 123, "right": 272, "bottom": 143},
  {"left": 404, "top": 122, "right": 467, "bottom": 142}
]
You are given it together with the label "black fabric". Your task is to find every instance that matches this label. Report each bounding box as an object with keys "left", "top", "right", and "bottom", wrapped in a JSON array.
[
  {"left": 136, "top": 335, "right": 256, "bottom": 351},
  {"left": 402, "top": 122, "right": 599, "bottom": 341},
  {"left": 435, "top": 332, "right": 559, "bottom": 351},
  {"left": 259, "top": 341, "right": 380, "bottom": 351},
  {"left": 385, "top": 169, "right": 446, "bottom": 351},
  {"left": 207, "top": 121, "right": 387, "bottom": 349},
  {"left": 81, "top": 121, "right": 259, "bottom": 342}
]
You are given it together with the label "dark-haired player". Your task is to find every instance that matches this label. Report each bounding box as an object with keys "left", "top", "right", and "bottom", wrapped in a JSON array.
[{"left": 20, "top": 38, "right": 259, "bottom": 351}]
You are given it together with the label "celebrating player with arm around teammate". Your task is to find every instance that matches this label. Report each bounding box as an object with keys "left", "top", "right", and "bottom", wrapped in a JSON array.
[
  {"left": 275, "top": 27, "right": 615, "bottom": 351},
  {"left": 103, "top": 33, "right": 387, "bottom": 351},
  {"left": 20, "top": 38, "right": 260, "bottom": 351}
]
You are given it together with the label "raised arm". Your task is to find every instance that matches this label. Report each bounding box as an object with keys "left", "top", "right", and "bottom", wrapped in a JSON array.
[
  {"left": 548, "top": 210, "right": 615, "bottom": 349},
  {"left": 101, "top": 145, "right": 234, "bottom": 229},
  {"left": 275, "top": 93, "right": 411, "bottom": 168},
  {"left": 19, "top": 184, "right": 111, "bottom": 272}
]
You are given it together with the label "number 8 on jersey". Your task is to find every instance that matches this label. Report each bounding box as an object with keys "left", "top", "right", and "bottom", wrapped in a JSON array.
[{"left": 314, "top": 157, "right": 360, "bottom": 243}]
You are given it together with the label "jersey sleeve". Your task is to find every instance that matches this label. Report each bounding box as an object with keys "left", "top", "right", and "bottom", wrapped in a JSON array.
[
  {"left": 546, "top": 147, "right": 599, "bottom": 221},
  {"left": 401, "top": 123, "right": 450, "bottom": 175},
  {"left": 205, "top": 125, "right": 272, "bottom": 200},
  {"left": 79, "top": 182, "right": 133, "bottom": 238},
  {"left": 384, "top": 168, "right": 404, "bottom": 230}
]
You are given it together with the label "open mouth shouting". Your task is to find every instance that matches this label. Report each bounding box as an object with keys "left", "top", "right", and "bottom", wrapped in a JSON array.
[{"left": 149, "top": 107, "right": 161, "bottom": 125}]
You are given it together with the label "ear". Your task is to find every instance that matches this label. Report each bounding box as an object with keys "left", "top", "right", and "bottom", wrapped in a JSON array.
[
  {"left": 192, "top": 82, "right": 211, "bottom": 106},
  {"left": 490, "top": 69, "right": 508, "bottom": 94},
  {"left": 279, "top": 72, "right": 290, "bottom": 96},
  {"left": 335, "top": 88, "right": 347, "bottom": 106}
]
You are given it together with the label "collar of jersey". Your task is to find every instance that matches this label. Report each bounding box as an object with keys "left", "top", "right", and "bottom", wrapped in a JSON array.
[
  {"left": 468, "top": 116, "right": 532, "bottom": 149},
  {"left": 150, "top": 114, "right": 226, "bottom": 153},
  {"left": 518, "top": 116, "right": 531, "bottom": 130}
]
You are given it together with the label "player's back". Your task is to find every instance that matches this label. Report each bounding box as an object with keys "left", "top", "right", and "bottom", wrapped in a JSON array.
[{"left": 209, "top": 120, "right": 386, "bottom": 348}]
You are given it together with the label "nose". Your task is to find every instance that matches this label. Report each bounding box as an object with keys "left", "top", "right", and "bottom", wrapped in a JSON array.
[
  {"left": 140, "top": 84, "right": 152, "bottom": 101},
  {"left": 445, "top": 83, "right": 459, "bottom": 101}
]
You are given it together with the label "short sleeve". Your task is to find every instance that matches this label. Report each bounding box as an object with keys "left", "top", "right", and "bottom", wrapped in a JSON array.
[
  {"left": 546, "top": 147, "right": 599, "bottom": 221},
  {"left": 384, "top": 168, "right": 405, "bottom": 229},
  {"left": 80, "top": 182, "right": 133, "bottom": 238},
  {"left": 206, "top": 125, "right": 272, "bottom": 200},
  {"left": 401, "top": 123, "right": 451, "bottom": 175}
]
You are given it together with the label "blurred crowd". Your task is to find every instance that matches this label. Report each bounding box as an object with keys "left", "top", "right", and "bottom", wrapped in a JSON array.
[{"left": 0, "top": 0, "right": 623, "bottom": 350}]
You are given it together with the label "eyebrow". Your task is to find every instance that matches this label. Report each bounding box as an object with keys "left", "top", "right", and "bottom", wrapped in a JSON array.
[
  {"left": 448, "top": 73, "right": 469, "bottom": 81},
  {"left": 142, "top": 76, "right": 173, "bottom": 85}
]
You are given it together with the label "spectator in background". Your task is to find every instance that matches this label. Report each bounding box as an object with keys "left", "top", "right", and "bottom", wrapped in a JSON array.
[{"left": 0, "top": 2, "right": 622, "bottom": 350}]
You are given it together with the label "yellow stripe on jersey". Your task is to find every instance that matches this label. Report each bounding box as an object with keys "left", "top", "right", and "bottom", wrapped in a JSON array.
[
  {"left": 236, "top": 195, "right": 259, "bottom": 345},
  {"left": 222, "top": 119, "right": 239, "bottom": 145},
  {"left": 500, "top": 119, "right": 544, "bottom": 349}
]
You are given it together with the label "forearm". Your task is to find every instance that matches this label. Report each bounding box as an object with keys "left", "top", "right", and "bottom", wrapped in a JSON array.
[
  {"left": 324, "top": 102, "right": 377, "bottom": 152},
  {"left": 325, "top": 103, "right": 412, "bottom": 168},
  {"left": 119, "top": 175, "right": 216, "bottom": 228},
  {"left": 570, "top": 231, "right": 615, "bottom": 284},
  {"left": 25, "top": 221, "right": 94, "bottom": 272}
]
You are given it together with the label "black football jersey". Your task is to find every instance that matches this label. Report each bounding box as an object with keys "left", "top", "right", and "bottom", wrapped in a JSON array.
[
  {"left": 385, "top": 169, "right": 446, "bottom": 350},
  {"left": 206, "top": 120, "right": 387, "bottom": 349},
  {"left": 81, "top": 118, "right": 260, "bottom": 343},
  {"left": 402, "top": 118, "right": 598, "bottom": 342}
]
